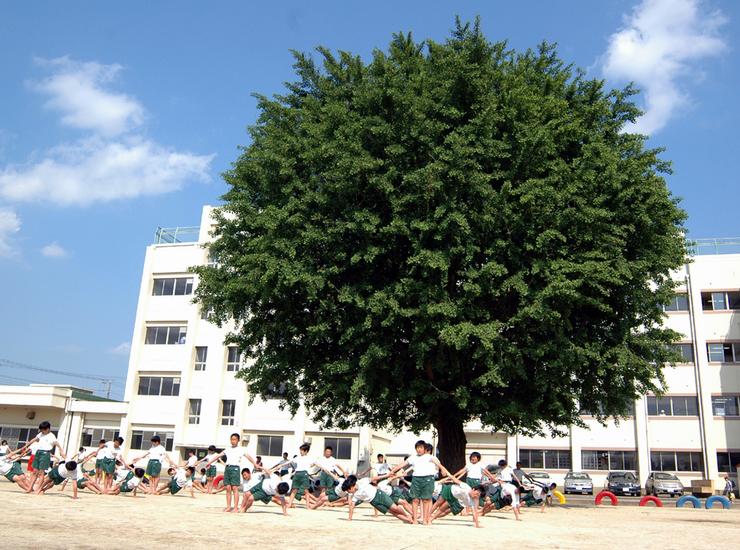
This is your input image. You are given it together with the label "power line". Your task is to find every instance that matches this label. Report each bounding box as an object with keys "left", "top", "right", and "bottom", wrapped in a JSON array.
[{"left": 0, "top": 358, "right": 125, "bottom": 399}]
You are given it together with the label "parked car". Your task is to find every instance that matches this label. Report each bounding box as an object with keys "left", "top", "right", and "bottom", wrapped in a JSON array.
[
  {"left": 527, "top": 471, "right": 551, "bottom": 482},
  {"left": 645, "top": 472, "right": 684, "bottom": 497},
  {"left": 606, "top": 471, "right": 641, "bottom": 496},
  {"left": 564, "top": 471, "right": 593, "bottom": 495}
]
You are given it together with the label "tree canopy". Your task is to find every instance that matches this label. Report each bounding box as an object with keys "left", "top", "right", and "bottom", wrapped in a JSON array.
[{"left": 193, "top": 19, "right": 687, "bottom": 469}]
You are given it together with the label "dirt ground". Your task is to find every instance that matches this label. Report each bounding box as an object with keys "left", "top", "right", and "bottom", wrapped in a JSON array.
[{"left": 1, "top": 481, "right": 738, "bottom": 549}]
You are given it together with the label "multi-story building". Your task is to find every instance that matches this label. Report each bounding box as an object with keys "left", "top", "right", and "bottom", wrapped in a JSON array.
[{"left": 120, "top": 205, "right": 740, "bottom": 489}]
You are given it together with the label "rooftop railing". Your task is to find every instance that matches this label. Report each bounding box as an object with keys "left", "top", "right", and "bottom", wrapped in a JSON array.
[
  {"left": 154, "top": 226, "right": 200, "bottom": 244},
  {"left": 689, "top": 238, "right": 740, "bottom": 256}
]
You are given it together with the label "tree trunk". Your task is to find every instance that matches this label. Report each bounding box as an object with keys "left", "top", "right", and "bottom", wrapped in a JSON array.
[{"left": 434, "top": 414, "right": 467, "bottom": 473}]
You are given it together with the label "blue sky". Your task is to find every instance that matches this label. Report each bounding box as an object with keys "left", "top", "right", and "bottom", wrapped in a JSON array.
[{"left": 0, "top": 1, "right": 736, "bottom": 398}]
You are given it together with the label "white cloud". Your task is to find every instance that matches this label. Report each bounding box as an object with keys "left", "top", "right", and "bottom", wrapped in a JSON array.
[
  {"left": 41, "top": 242, "right": 67, "bottom": 258},
  {"left": 109, "top": 342, "right": 131, "bottom": 355},
  {"left": 0, "top": 136, "right": 213, "bottom": 206},
  {"left": 31, "top": 57, "right": 145, "bottom": 137},
  {"left": 602, "top": 0, "right": 726, "bottom": 134},
  {"left": 0, "top": 208, "right": 21, "bottom": 257}
]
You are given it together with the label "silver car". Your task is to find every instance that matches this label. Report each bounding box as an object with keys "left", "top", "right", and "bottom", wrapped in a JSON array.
[
  {"left": 645, "top": 472, "right": 684, "bottom": 497},
  {"left": 564, "top": 471, "right": 593, "bottom": 495}
]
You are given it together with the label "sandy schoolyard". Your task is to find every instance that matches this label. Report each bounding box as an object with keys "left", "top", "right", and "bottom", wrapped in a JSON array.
[{"left": 0, "top": 481, "right": 738, "bottom": 549}]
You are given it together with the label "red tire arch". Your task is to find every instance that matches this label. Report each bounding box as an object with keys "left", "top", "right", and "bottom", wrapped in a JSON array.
[
  {"left": 213, "top": 474, "right": 224, "bottom": 488},
  {"left": 639, "top": 495, "right": 663, "bottom": 507},
  {"left": 595, "top": 490, "right": 618, "bottom": 506}
]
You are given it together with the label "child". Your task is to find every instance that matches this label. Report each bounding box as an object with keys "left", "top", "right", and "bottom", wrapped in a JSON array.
[
  {"left": 431, "top": 481, "right": 483, "bottom": 527},
  {"left": 374, "top": 453, "right": 390, "bottom": 476},
  {"left": 343, "top": 475, "right": 413, "bottom": 524},
  {"left": 59, "top": 448, "right": 103, "bottom": 495},
  {"left": 453, "top": 452, "right": 496, "bottom": 489},
  {"left": 203, "top": 433, "right": 258, "bottom": 512},
  {"left": 238, "top": 468, "right": 261, "bottom": 511},
  {"left": 134, "top": 435, "right": 168, "bottom": 494},
  {"left": 99, "top": 437, "right": 125, "bottom": 493},
  {"left": 110, "top": 466, "right": 146, "bottom": 497},
  {"left": 0, "top": 439, "right": 9, "bottom": 457},
  {"left": 480, "top": 483, "right": 514, "bottom": 515},
  {"left": 243, "top": 471, "right": 293, "bottom": 515},
  {"left": 37, "top": 459, "right": 80, "bottom": 499},
  {"left": 194, "top": 468, "right": 209, "bottom": 493},
  {"left": 278, "top": 452, "right": 292, "bottom": 477},
  {"left": 94, "top": 439, "right": 106, "bottom": 486},
  {"left": 388, "top": 440, "right": 458, "bottom": 525},
  {"left": 317, "top": 445, "right": 347, "bottom": 497},
  {"left": 158, "top": 464, "right": 196, "bottom": 498},
  {"left": 20, "top": 421, "right": 66, "bottom": 493},
  {"left": 287, "top": 443, "right": 316, "bottom": 508},
  {"left": 521, "top": 482, "right": 552, "bottom": 512},
  {"left": 0, "top": 447, "right": 32, "bottom": 491},
  {"left": 309, "top": 474, "right": 349, "bottom": 509},
  {"left": 204, "top": 445, "right": 221, "bottom": 493}
]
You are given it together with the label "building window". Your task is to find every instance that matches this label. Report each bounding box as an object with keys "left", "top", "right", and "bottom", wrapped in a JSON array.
[
  {"left": 0, "top": 427, "right": 44, "bottom": 450},
  {"left": 188, "top": 399, "right": 202, "bottom": 425},
  {"left": 518, "top": 449, "right": 571, "bottom": 470},
  {"left": 646, "top": 396, "right": 698, "bottom": 416},
  {"left": 716, "top": 451, "right": 740, "bottom": 472},
  {"left": 581, "top": 450, "right": 637, "bottom": 471},
  {"left": 226, "top": 347, "right": 241, "bottom": 372},
  {"left": 130, "top": 430, "right": 175, "bottom": 451},
  {"left": 256, "top": 435, "right": 284, "bottom": 456},
  {"left": 80, "top": 428, "right": 119, "bottom": 447},
  {"left": 701, "top": 291, "right": 740, "bottom": 311},
  {"left": 650, "top": 451, "right": 703, "bottom": 472},
  {"left": 324, "top": 437, "right": 352, "bottom": 460},
  {"left": 137, "top": 376, "right": 181, "bottom": 396},
  {"left": 194, "top": 346, "right": 207, "bottom": 371},
  {"left": 712, "top": 396, "right": 740, "bottom": 417},
  {"left": 707, "top": 343, "right": 740, "bottom": 363},
  {"left": 668, "top": 343, "right": 694, "bottom": 363},
  {"left": 145, "top": 325, "right": 187, "bottom": 345},
  {"left": 152, "top": 277, "right": 194, "bottom": 296},
  {"left": 221, "top": 400, "right": 236, "bottom": 426},
  {"left": 663, "top": 293, "right": 689, "bottom": 312}
]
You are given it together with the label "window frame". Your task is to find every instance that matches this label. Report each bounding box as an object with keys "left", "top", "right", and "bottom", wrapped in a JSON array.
[
  {"left": 323, "top": 437, "right": 352, "bottom": 460},
  {"left": 145, "top": 325, "right": 187, "bottom": 345},
  {"left": 152, "top": 276, "right": 194, "bottom": 296},
  {"left": 194, "top": 346, "right": 208, "bottom": 371},
  {"left": 221, "top": 399, "right": 236, "bottom": 426},
  {"left": 188, "top": 399, "right": 202, "bottom": 425},
  {"left": 137, "top": 375, "right": 181, "bottom": 397},
  {"left": 663, "top": 293, "right": 690, "bottom": 312},
  {"left": 707, "top": 343, "right": 738, "bottom": 363},
  {"left": 226, "top": 346, "right": 241, "bottom": 372},
  {"left": 256, "top": 435, "right": 284, "bottom": 456}
]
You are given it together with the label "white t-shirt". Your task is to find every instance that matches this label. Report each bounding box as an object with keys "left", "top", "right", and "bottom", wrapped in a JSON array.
[
  {"left": 0, "top": 444, "right": 9, "bottom": 455},
  {"left": 108, "top": 442, "right": 123, "bottom": 461},
  {"left": 500, "top": 481, "right": 520, "bottom": 507},
  {"left": 334, "top": 477, "right": 347, "bottom": 498},
  {"left": 56, "top": 464, "right": 78, "bottom": 481},
  {"left": 261, "top": 474, "right": 287, "bottom": 496},
  {"left": 498, "top": 465, "right": 514, "bottom": 482},
  {"left": 114, "top": 466, "right": 129, "bottom": 483},
  {"left": 532, "top": 485, "right": 546, "bottom": 501},
  {"left": 0, "top": 456, "right": 15, "bottom": 475},
  {"left": 450, "top": 482, "right": 474, "bottom": 507},
  {"left": 378, "top": 480, "right": 392, "bottom": 496},
  {"left": 223, "top": 446, "right": 245, "bottom": 466},
  {"left": 317, "top": 455, "right": 337, "bottom": 473},
  {"left": 148, "top": 445, "right": 167, "bottom": 462},
  {"left": 407, "top": 454, "right": 436, "bottom": 477},
  {"left": 36, "top": 432, "right": 57, "bottom": 452},
  {"left": 173, "top": 468, "right": 192, "bottom": 488},
  {"left": 352, "top": 478, "right": 378, "bottom": 504},
  {"left": 186, "top": 455, "right": 198, "bottom": 468},
  {"left": 292, "top": 455, "right": 315, "bottom": 472},
  {"left": 125, "top": 476, "right": 141, "bottom": 489},
  {"left": 241, "top": 477, "right": 260, "bottom": 493},
  {"left": 205, "top": 452, "right": 220, "bottom": 466},
  {"left": 466, "top": 462, "right": 484, "bottom": 479},
  {"left": 432, "top": 482, "right": 443, "bottom": 499},
  {"left": 374, "top": 462, "right": 390, "bottom": 476}
]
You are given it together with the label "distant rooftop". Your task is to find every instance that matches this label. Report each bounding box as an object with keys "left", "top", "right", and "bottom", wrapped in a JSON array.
[{"left": 154, "top": 226, "right": 200, "bottom": 244}]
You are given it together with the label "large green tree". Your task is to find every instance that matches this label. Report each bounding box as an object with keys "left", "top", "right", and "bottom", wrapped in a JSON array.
[{"left": 193, "top": 19, "right": 687, "bottom": 470}]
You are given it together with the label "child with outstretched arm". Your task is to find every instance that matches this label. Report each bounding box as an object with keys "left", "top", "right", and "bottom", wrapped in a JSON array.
[
  {"left": 203, "top": 433, "right": 258, "bottom": 512},
  {"left": 343, "top": 475, "right": 414, "bottom": 524}
]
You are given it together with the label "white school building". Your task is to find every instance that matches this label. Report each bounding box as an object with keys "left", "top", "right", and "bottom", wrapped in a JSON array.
[{"left": 36, "top": 205, "right": 740, "bottom": 489}]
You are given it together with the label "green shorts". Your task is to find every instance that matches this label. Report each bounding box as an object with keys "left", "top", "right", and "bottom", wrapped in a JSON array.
[
  {"left": 522, "top": 493, "right": 542, "bottom": 507},
  {"left": 95, "top": 459, "right": 102, "bottom": 470},
  {"left": 33, "top": 450, "right": 52, "bottom": 471},
  {"left": 146, "top": 459, "right": 162, "bottom": 477},
  {"left": 77, "top": 479, "right": 87, "bottom": 489},
  {"left": 370, "top": 490, "right": 394, "bottom": 514},
  {"left": 327, "top": 487, "right": 342, "bottom": 502},
  {"left": 409, "top": 475, "right": 435, "bottom": 500},
  {"left": 168, "top": 479, "right": 182, "bottom": 494},
  {"left": 390, "top": 487, "right": 405, "bottom": 505},
  {"left": 223, "top": 465, "right": 240, "bottom": 486},
  {"left": 4, "top": 461, "right": 22, "bottom": 482},
  {"left": 48, "top": 468, "right": 66, "bottom": 485},
  {"left": 465, "top": 477, "right": 481, "bottom": 488},
  {"left": 292, "top": 471, "right": 310, "bottom": 500},
  {"left": 120, "top": 481, "right": 135, "bottom": 493},
  {"left": 319, "top": 471, "right": 335, "bottom": 489},
  {"left": 250, "top": 480, "right": 273, "bottom": 504},
  {"left": 206, "top": 465, "right": 217, "bottom": 478},
  {"left": 440, "top": 484, "right": 464, "bottom": 515},
  {"left": 101, "top": 457, "right": 115, "bottom": 475}
]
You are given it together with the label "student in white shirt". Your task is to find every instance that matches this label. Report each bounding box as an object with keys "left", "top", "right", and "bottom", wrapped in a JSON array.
[
  {"left": 287, "top": 443, "right": 318, "bottom": 509},
  {"left": 374, "top": 454, "right": 390, "bottom": 476},
  {"left": 109, "top": 465, "right": 146, "bottom": 497},
  {"left": 316, "top": 445, "right": 347, "bottom": 497},
  {"left": 203, "top": 445, "right": 222, "bottom": 493},
  {"left": 59, "top": 447, "right": 103, "bottom": 495},
  {"left": 0, "top": 439, "right": 9, "bottom": 457},
  {"left": 0, "top": 447, "right": 32, "bottom": 491},
  {"left": 158, "top": 462, "right": 196, "bottom": 498},
  {"left": 243, "top": 471, "right": 293, "bottom": 515},
  {"left": 309, "top": 474, "right": 349, "bottom": 510},
  {"left": 134, "top": 435, "right": 168, "bottom": 495},
  {"left": 99, "top": 437, "right": 125, "bottom": 493},
  {"left": 388, "top": 440, "right": 458, "bottom": 525},
  {"left": 19, "top": 420, "right": 66, "bottom": 494},
  {"left": 203, "top": 433, "right": 259, "bottom": 513},
  {"left": 343, "top": 475, "right": 413, "bottom": 523},
  {"left": 238, "top": 468, "right": 261, "bottom": 511},
  {"left": 431, "top": 481, "right": 484, "bottom": 527},
  {"left": 37, "top": 459, "right": 80, "bottom": 499}
]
